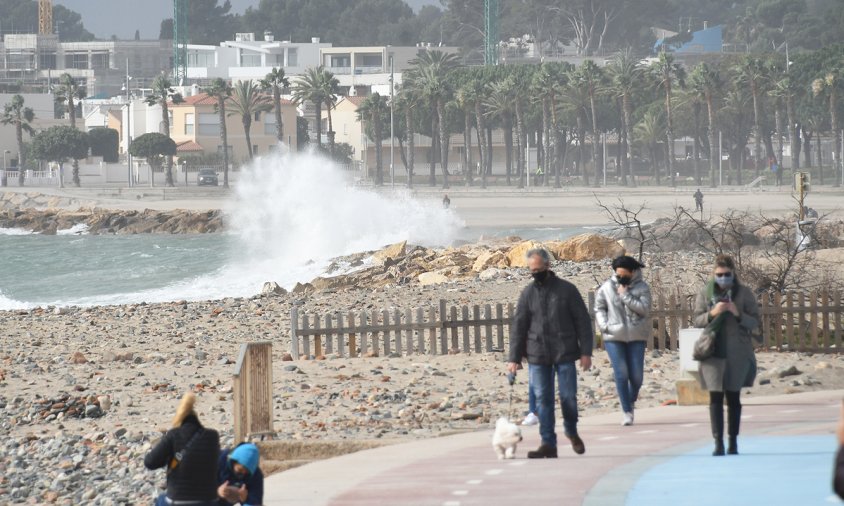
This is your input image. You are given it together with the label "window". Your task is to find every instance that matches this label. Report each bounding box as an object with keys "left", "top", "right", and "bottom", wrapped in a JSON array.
[
  {"left": 359, "top": 53, "right": 382, "bottom": 68},
  {"left": 198, "top": 113, "right": 220, "bottom": 136},
  {"left": 184, "top": 113, "right": 195, "bottom": 135},
  {"left": 286, "top": 48, "right": 297, "bottom": 67},
  {"left": 254, "top": 111, "right": 261, "bottom": 121},
  {"left": 168, "top": 111, "right": 174, "bottom": 131},
  {"left": 188, "top": 52, "right": 213, "bottom": 67},
  {"left": 91, "top": 53, "right": 110, "bottom": 70},
  {"left": 64, "top": 53, "right": 89, "bottom": 69},
  {"left": 241, "top": 52, "right": 261, "bottom": 66},
  {"left": 264, "top": 113, "right": 277, "bottom": 136}
]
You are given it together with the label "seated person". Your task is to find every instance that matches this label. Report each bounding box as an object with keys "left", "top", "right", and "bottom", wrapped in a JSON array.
[{"left": 217, "top": 443, "right": 263, "bottom": 506}]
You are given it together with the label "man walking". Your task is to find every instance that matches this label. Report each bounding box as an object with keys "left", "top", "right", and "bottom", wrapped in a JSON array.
[
  {"left": 694, "top": 188, "right": 704, "bottom": 213},
  {"left": 508, "top": 249, "right": 594, "bottom": 458}
]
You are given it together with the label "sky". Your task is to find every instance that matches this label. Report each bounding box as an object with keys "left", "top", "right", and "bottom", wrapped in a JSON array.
[{"left": 56, "top": 0, "right": 439, "bottom": 40}]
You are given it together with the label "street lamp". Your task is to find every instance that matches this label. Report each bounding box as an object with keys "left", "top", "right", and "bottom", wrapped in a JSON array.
[
  {"left": 123, "top": 58, "right": 133, "bottom": 187},
  {"left": 389, "top": 54, "right": 395, "bottom": 188}
]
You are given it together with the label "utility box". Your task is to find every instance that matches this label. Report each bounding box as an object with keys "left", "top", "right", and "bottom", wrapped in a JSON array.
[{"left": 676, "top": 328, "right": 709, "bottom": 405}]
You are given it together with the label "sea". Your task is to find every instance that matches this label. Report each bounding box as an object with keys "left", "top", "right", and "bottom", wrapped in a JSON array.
[{"left": 0, "top": 152, "right": 583, "bottom": 310}]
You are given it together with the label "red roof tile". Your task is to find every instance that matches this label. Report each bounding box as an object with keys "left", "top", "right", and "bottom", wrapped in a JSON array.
[{"left": 176, "top": 140, "right": 204, "bottom": 152}]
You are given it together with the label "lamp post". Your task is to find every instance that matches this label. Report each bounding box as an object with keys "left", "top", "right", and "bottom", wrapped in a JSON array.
[
  {"left": 389, "top": 54, "right": 395, "bottom": 188},
  {"left": 123, "top": 58, "right": 133, "bottom": 187},
  {"left": 183, "top": 160, "right": 188, "bottom": 187}
]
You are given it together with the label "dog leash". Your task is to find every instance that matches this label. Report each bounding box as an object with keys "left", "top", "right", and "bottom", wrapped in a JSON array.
[{"left": 507, "top": 372, "right": 516, "bottom": 422}]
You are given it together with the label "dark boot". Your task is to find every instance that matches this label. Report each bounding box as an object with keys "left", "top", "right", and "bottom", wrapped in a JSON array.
[
  {"left": 565, "top": 433, "right": 586, "bottom": 455},
  {"left": 710, "top": 402, "right": 725, "bottom": 456},
  {"left": 527, "top": 444, "right": 558, "bottom": 459},
  {"left": 727, "top": 403, "right": 741, "bottom": 455}
]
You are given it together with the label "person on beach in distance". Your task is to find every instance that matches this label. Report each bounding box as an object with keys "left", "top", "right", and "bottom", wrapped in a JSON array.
[
  {"left": 508, "top": 248, "right": 593, "bottom": 458},
  {"left": 217, "top": 443, "right": 264, "bottom": 506},
  {"left": 693, "top": 255, "right": 760, "bottom": 456},
  {"left": 442, "top": 194, "right": 451, "bottom": 209},
  {"left": 835, "top": 400, "right": 844, "bottom": 499},
  {"left": 145, "top": 392, "right": 221, "bottom": 506},
  {"left": 594, "top": 255, "right": 651, "bottom": 426},
  {"left": 694, "top": 189, "right": 704, "bottom": 213}
]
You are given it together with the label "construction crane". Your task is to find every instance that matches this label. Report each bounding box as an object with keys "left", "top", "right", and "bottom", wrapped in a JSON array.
[
  {"left": 38, "top": 0, "right": 53, "bottom": 35},
  {"left": 173, "top": 0, "right": 189, "bottom": 83},
  {"left": 484, "top": 0, "right": 499, "bottom": 65}
]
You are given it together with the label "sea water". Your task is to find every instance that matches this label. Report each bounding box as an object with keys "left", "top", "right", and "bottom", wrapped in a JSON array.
[{"left": 0, "top": 151, "right": 582, "bottom": 310}]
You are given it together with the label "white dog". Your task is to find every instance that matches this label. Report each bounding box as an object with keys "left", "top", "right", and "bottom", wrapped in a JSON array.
[{"left": 492, "top": 417, "right": 523, "bottom": 459}]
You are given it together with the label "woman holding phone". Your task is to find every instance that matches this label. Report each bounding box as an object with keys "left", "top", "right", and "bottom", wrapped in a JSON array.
[{"left": 693, "top": 254, "right": 760, "bottom": 456}]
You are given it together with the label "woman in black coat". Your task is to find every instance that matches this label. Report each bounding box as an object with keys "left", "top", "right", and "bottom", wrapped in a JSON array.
[{"left": 145, "top": 392, "right": 221, "bottom": 506}]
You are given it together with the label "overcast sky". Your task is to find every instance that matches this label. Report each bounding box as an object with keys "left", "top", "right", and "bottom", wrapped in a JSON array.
[{"left": 56, "top": 0, "right": 438, "bottom": 40}]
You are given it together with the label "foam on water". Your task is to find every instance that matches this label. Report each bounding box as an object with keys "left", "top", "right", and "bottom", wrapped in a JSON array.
[
  {"left": 0, "top": 151, "right": 462, "bottom": 309},
  {"left": 0, "top": 227, "right": 36, "bottom": 236}
]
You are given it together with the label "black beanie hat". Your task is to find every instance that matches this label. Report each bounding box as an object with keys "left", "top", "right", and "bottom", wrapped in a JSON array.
[{"left": 611, "top": 255, "right": 645, "bottom": 271}]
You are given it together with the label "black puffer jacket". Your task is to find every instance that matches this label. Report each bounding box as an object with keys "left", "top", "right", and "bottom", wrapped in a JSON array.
[
  {"left": 509, "top": 271, "right": 594, "bottom": 365},
  {"left": 144, "top": 415, "right": 221, "bottom": 502}
]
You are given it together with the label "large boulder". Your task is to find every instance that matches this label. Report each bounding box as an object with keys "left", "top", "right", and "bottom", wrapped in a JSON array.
[
  {"left": 472, "top": 251, "right": 509, "bottom": 272},
  {"left": 261, "top": 282, "right": 287, "bottom": 296},
  {"left": 547, "top": 234, "right": 622, "bottom": 262},
  {"left": 418, "top": 272, "right": 449, "bottom": 286},
  {"left": 372, "top": 241, "right": 407, "bottom": 264},
  {"left": 506, "top": 241, "right": 555, "bottom": 268}
]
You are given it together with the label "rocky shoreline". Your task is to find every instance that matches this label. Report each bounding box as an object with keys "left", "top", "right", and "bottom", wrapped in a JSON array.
[
  {"left": 3, "top": 243, "right": 844, "bottom": 504},
  {"left": 0, "top": 207, "right": 224, "bottom": 235}
]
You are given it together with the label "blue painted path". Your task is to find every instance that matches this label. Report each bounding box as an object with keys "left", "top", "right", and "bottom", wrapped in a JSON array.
[{"left": 627, "top": 435, "right": 841, "bottom": 506}]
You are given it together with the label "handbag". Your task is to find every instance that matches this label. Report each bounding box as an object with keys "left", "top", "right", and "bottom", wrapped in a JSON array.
[{"left": 693, "top": 326, "right": 717, "bottom": 361}]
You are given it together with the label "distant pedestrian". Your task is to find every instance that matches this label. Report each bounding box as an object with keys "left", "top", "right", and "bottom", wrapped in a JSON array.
[
  {"left": 694, "top": 189, "right": 704, "bottom": 213},
  {"left": 835, "top": 400, "right": 844, "bottom": 499},
  {"left": 692, "top": 255, "right": 760, "bottom": 456},
  {"left": 594, "top": 256, "right": 651, "bottom": 426},
  {"left": 145, "top": 392, "right": 221, "bottom": 506},
  {"left": 442, "top": 194, "right": 451, "bottom": 209},
  {"left": 217, "top": 443, "right": 264, "bottom": 506},
  {"left": 508, "top": 248, "right": 593, "bottom": 458}
]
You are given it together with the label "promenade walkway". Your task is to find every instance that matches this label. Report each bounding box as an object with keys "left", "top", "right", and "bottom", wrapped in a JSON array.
[{"left": 264, "top": 389, "right": 843, "bottom": 506}]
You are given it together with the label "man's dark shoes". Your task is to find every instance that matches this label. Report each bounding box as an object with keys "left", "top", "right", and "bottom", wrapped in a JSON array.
[
  {"left": 566, "top": 433, "right": 586, "bottom": 455},
  {"left": 527, "top": 444, "right": 558, "bottom": 459}
]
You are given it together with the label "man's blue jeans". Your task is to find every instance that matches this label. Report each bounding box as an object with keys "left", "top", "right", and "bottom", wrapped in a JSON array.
[
  {"left": 529, "top": 362, "right": 579, "bottom": 447},
  {"left": 604, "top": 340, "right": 646, "bottom": 414},
  {"left": 528, "top": 378, "right": 537, "bottom": 414}
]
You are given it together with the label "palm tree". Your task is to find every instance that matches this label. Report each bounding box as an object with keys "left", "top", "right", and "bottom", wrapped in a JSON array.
[
  {"left": 260, "top": 67, "right": 291, "bottom": 146},
  {"left": 485, "top": 80, "right": 516, "bottom": 185},
  {"left": 408, "top": 50, "right": 460, "bottom": 189},
  {"left": 53, "top": 73, "right": 86, "bottom": 129},
  {"left": 651, "top": 52, "right": 686, "bottom": 187},
  {"left": 813, "top": 70, "right": 842, "bottom": 186},
  {"left": 635, "top": 109, "right": 665, "bottom": 184},
  {"left": 395, "top": 85, "right": 419, "bottom": 188},
  {"left": 560, "top": 68, "right": 592, "bottom": 186},
  {"left": 575, "top": 60, "right": 605, "bottom": 187},
  {"left": 318, "top": 68, "right": 341, "bottom": 157},
  {"left": 532, "top": 64, "right": 566, "bottom": 187},
  {"left": 145, "top": 75, "right": 184, "bottom": 186},
  {"left": 772, "top": 75, "right": 801, "bottom": 173},
  {"left": 689, "top": 63, "right": 723, "bottom": 187},
  {"left": 455, "top": 82, "right": 479, "bottom": 187},
  {"left": 357, "top": 93, "right": 389, "bottom": 185},
  {"left": 292, "top": 67, "right": 328, "bottom": 150},
  {"left": 53, "top": 73, "right": 87, "bottom": 186},
  {"left": 206, "top": 78, "right": 233, "bottom": 188},
  {"left": 1, "top": 95, "right": 35, "bottom": 186},
  {"left": 608, "top": 49, "right": 644, "bottom": 186},
  {"left": 228, "top": 80, "right": 272, "bottom": 160},
  {"left": 734, "top": 56, "right": 773, "bottom": 178}
]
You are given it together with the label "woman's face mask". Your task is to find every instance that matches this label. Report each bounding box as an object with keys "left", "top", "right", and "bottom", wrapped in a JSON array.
[{"left": 715, "top": 271, "right": 734, "bottom": 288}]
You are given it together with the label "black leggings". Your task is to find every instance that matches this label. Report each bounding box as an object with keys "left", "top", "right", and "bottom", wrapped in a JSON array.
[{"left": 710, "top": 390, "right": 741, "bottom": 408}]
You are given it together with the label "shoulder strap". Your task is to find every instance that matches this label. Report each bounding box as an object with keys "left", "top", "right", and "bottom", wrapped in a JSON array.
[{"left": 168, "top": 428, "right": 205, "bottom": 472}]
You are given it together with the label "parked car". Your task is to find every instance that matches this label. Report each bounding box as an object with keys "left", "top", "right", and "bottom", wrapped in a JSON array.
[{"left": 197, "top": 168, "right": 218, "bottom": 186}]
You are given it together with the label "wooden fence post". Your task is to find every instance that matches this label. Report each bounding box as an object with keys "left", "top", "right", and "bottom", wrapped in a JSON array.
[{"left": 290, "top": 307, "right": 300, "bottom": 360}]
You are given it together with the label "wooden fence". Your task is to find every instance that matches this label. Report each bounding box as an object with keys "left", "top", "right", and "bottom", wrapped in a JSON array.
[
  {"left": 289, "top": 290, "right": 844, "bottom": 358},
  {"left": 233, "top": 342, "right": 274, "bottom": 442}
]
